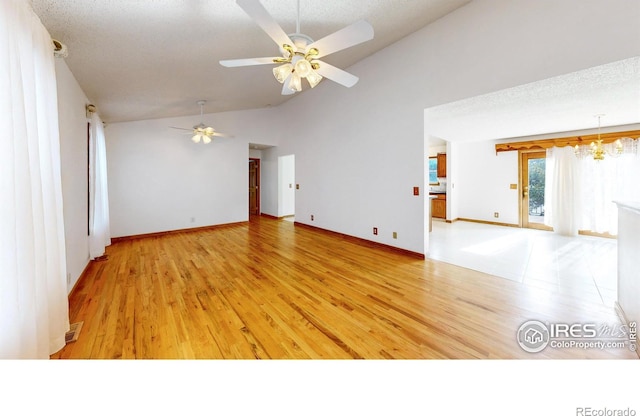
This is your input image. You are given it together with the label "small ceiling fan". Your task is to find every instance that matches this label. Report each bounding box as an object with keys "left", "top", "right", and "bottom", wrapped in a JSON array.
[
  {"left": 220, "top": 0, "right": 374, "bottom": 95},
  {"left": 169, "top": 100, "right": 229, "bottom": 144}
]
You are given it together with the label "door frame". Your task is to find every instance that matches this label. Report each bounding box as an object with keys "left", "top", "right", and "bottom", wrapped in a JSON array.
[
  {"left": 249, "top": 158, "right": 260, "bottom": 215},
  {"left": 519, "top": 150, "right": 552, "bottom": 230}
]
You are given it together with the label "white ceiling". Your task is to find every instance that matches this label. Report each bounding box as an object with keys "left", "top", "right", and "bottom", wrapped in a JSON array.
[
  {"left": 31, "top": 0, "right": 471, "bottom": 123},
  {"left": 30, "top": 1, "right": 640, "bottom": 144},
  {"left": 426, "top": 57, "right": 640, "bottom": 144}
]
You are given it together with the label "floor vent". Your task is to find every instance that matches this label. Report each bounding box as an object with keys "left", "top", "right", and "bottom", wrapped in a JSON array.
[
  {"left": 65, "top": 321, "right": 83, "bottom": 344},
  {"left": 94, "top": 255, "right": 109, "bottom": 262}
]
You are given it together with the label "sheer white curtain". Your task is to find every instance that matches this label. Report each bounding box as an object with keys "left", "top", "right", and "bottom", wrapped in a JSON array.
[
  {"left": 89, "top": 112, "right": 111, "bottom": 259},
  {"left": 544, "top": 146, "right": 581, "bottom": 236},
  {"left": 576, "top": 140, "right": 640, "bottom": 235},
  {"left": 545, "top": 140, "right": 640, "bottom": 236},
  {"left": 0, "top": 0, "right": 70, "bottom": 358}
]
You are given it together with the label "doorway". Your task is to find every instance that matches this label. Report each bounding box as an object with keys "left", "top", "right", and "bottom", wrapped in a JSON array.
[
  {"left": 249, "top": 158, "right": 260, "bottom": 215},
  {"left": 520, "top": 151, "right": 551, "bottom": 230},
  {"left": 278, "top": 154, "right": 295, "bottom": 219}
]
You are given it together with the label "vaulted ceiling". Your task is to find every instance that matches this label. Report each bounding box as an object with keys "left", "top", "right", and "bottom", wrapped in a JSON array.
[
  {"left": 32, "top": 0, "right": 471, "bottom": 123},
  {"left": 31, "top": 1, "right": 640, "bottom": 143}
]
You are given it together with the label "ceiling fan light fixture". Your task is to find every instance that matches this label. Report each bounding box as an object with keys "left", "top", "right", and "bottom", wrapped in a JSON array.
[
  {"left": 273, "top": 63, "right": 293, "bottom": 83},
  {"left": 294, "top": 58, "right": 312, "bottom": 78},
  {"left": 293, "top": 38, "right": 309, "bottom": 51},
  {"left": 170, "top": 100, "right": 230, "bottom": 144},
  {"left": 289, "top": 72, "right": 302, "bottom": 92},
  {"left": 220, "top": 0, "right": 374, "bottom": 95},
  {"left": 306, "top": 70, "right": 323, "bottom": 88}
]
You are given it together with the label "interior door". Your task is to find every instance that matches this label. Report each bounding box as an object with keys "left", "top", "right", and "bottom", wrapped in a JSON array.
[
  {"left": 520, "top": 151, "right": 551, "bottom": 230},
  {"left": 249, "top": 158, "right": 260, "bottom": 215}
]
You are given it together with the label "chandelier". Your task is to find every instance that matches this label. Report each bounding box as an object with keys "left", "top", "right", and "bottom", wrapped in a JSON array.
[{"left": 574, "top": 115, "right": 623, "bottom": 161}]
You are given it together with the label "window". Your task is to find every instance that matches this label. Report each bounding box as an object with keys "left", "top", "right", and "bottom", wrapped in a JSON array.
[{"left": 429, "top": 157, "right": 439, "bottom": 184}]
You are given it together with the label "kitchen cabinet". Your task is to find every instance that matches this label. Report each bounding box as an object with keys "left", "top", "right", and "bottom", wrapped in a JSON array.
[
  {"left": 431, "top": 193, "right": 446, "bottom": 219},
  {"left": 437, "top": 153, "right": 447, "bottom": 178}
]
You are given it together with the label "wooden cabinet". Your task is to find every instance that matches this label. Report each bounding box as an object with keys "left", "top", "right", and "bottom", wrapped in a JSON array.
[
  {"left": 431, "top": 193, "right": 446, "bottom": 219},
  {"left": 437, "top": 153, "right": 447, "bottom": 178}
]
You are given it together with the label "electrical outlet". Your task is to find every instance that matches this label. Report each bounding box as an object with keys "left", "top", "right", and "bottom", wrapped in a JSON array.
[
  {"left": 190, "top": 217, "right": 195, "bottom": 223},
  {"left": 373, "top": 227, "right": 378, "bottom": 235},
  {"left": 413, "top": 186, "right": 419, "bottom": 196},
  {"left": 311, "top": 214, "right": 314, "bottom": 221},
  {"left": 494, "top": 212, "right": 499, "bottom": 218},
  {"left": 392, "top": 232, "right": 397, "bottom": 239}
]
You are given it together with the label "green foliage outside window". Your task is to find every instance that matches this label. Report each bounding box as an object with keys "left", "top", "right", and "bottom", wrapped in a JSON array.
[{"left": 528, "top": 158, "right": 546, "bottom": 215}]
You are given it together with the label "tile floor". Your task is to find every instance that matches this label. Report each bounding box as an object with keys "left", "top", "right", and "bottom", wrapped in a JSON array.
[{"left": 427, "top": 220, "right": 617, "bottom": 306}]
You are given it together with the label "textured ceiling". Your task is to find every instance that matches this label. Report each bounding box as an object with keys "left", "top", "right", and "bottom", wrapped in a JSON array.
[
  {"left": 31, "top": 0, "right": 471, "bottom": 123},
  {"left": 426, "top": 56, "right": 640, "bottom": 143}
]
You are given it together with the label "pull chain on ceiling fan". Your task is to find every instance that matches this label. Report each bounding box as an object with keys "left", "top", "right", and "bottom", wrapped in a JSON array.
[
  {"left": 220, "top": 0, "right": 374, "bottom": 95},
  {"left": 169, "top": 100, "right": 230, "bottom": 144}
]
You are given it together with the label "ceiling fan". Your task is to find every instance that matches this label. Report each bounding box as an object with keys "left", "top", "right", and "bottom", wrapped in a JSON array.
[
  {"left": 220, "top": 0, "right": 374, "bottom": 95},
  {"left": 169, "top": 100, "right": 229, "bottom": 144}
]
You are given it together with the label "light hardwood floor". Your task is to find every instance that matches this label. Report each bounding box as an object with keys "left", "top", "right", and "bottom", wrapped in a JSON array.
[{"left": 52, "top": 216, "right": 636, "bottom": 359}]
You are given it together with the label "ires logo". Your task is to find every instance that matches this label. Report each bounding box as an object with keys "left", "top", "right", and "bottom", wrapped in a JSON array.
[
  {"left": 517, "top": 321, "right": 636, "bottom": 353},
  {"left": 548, "top": 323, "right": 597, "bottom": 338}
]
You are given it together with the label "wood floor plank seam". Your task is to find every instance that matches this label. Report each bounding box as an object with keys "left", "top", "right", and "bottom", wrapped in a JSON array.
[{"left": 51, "top": 216, "right": 636, "bottom": 359}]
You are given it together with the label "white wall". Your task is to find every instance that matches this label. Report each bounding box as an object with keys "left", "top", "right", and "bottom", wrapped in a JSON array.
[
  {"left": 98, "top": 0, "right": 639, "bottom": 254},
  {"left": 451, "top": 123, "right": 640, "bottom": 226},
  {"left": 55, "top": 60, "right": 91, "bottom": 292},
  {"left": 428, "top": 145, "right": 447, "bottom": 157},
  {"left": 106, "top": 107, "right": 281, "bottom": 237},
  {"left": 257, "top": 0, "right": 640, "bottom": 254},
  {"left": 249, "top": 149, "right": 263, "bottom": 159},
  {"left": 448, "top": 141, "right": 462, "bottom": 222},
  {"left": 455, "top": 141, "right": 520, "bottom": 224},
  {"left": 278, "top": 154, "right": 296, "bottom": 217},
  {"left": 107, "top": 115, "right": 246, "bottom": 237}
]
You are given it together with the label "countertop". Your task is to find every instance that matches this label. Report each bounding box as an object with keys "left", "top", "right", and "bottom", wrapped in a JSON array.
[{"left": 614, "top": 201, "right": 640, "bottom": 215}]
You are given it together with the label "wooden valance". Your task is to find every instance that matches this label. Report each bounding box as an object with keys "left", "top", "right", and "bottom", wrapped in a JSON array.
[{"left": 495, "top": 130, "right": 640, "bottom": 153}]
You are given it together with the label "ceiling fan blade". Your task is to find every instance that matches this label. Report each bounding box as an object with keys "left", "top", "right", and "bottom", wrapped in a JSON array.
[
  {"left": 314, "top": 62, "right": 359, "bottom": 88},
  {"left": 236, "top": 0, "right": 293, "bottom": 48},
  {"left": 169, "top": 126, "right": 194, "bottom": 131},
  {"left": 308, "top": 20, "right": 374, "bottom": 59},
  {"left": 213, "top": 132, "right": 233, "bottom": 138},
  {"left": 219, "top": 57, "right": 280, "bottom": 67}
]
